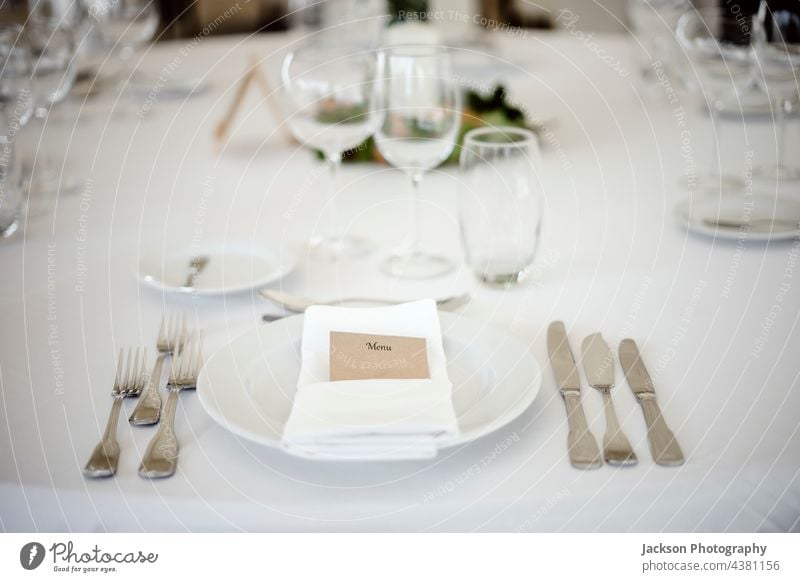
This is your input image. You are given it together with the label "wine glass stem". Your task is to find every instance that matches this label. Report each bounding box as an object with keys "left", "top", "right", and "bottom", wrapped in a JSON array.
[
  {"left": 709, "top": 97, "right": 722, "bottom": 186},
  {"left": 406, "top": 171, "right": 423, "bottom": 256},
  {"left": 325, "top": 152, "right": 342, "bottom": 243},
  {"left": 776, "top": 98, "right": 791, "bottom": 174}
]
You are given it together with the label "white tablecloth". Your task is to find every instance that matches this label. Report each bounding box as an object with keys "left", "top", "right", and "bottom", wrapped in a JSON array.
[{"left": 1, "top": 31, "right": 798, "bottom": 532}]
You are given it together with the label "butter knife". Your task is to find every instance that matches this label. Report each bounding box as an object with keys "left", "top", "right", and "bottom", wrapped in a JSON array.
[
  {"left": 619, "top": 339, "right": 684, "bottom": 466},
  {"left": 582, "top": 333, "right": 637, "bottom": 466},
  {"left": 547, "top": 322, "right": 602, "bottom": 469}
]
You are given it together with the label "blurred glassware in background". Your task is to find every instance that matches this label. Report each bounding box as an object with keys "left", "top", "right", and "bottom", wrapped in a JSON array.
[
  {"left": 458, "top": 126, "right": 542, "bottom": 287},
  {"left": 1, "top": 110, "right": 24, "bottom": 238},
  {"left": 288, "top": 0, "right": 389, "bottom": 49},
  {"left": 677, "top": 4, "right": 756, "bottom": 194},
  {"left": 753, "top": 0, "right": 800, "bottom": 182},
  {"left": 627, "top": 0, "right": 691, "bottom": 80},
  {"left": 85, "top": 0, "right": 159, "bottom": 94},
  {"left": 281, "top": 44, "right": 380, "bottom": 259},
  {"left": 26, "top": 14, "right": 79, "bottom": 204},
  {"left": 373, "top": 46, "right": 461, "bottom": 279},
  {"left": 0, "top": 24, "right": 34, "bottom": 129}
]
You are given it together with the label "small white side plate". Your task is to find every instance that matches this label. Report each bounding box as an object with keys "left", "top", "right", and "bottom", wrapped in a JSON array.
[
  {"left": 197, "top": 313, "right": 542, "bottom": 459},
  {"left": 138, "top": 243, "right": 296, "bottom": 296},
  {"left": 675, "top": 194, "right": 800, "bottom": 242}
]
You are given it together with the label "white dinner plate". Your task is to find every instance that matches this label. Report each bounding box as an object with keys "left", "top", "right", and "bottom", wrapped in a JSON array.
[
  {"left": 138, "top": 243, "right": 295, "bottom": 295},
  {"left": 675, "top": 194, "right": 800, "bottom": 242},
  {"left": 197, "top": 313, "right": 541, "bottom": 458}
]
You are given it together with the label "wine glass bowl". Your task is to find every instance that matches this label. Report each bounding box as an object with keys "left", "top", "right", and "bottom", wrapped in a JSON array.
[
  {"left": 281, "top": 45, "right": 379, "bottom": 258},
  {"left": 753, "top": 0, "right": 800, "bottom": 180},
  {"left": 0, "top": 24, "right": 34, "bottom": 129},
  {"left": 373, "top": 46, "right": 461, "bottom": 279}
]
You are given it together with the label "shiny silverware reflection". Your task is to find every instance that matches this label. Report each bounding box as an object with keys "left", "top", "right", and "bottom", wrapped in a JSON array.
[
  {"left": 129, "top": 313, "right": 186, "bottom": 425},
  {"left": 581, "top": 333, "right": 637, "bottom": 466},
  {"left": 619, "top": 339, "right": 684, "bottom": 466},
  {"left": 546, "top": 321, "right": 602, "bottom": 470},
  {"left": 139, "top": 333, "right": 204, "bottom": 479},
  {"left": 260, "top": 289, "right": 470, "bottom": 314},
  {"left": 83, "top": 348, "right": 147, "bottom": 478},
  {"left": 702, "top": 217, "right": 800, "bottom": 231},
  {"left": 182, "top": 255, "right": 209, "bottom": 289}
]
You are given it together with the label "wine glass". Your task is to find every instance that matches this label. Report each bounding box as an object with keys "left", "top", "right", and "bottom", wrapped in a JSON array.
[
  {"left": 627, "top": 0, "right": 691, "bottom": 80},
  {"left": 282, "top": 45, "right": 379, "bottom": 258},
  {"left": 88, "top": 0, "right": 159, "bottom": 90},
  {"left": 677, "top": 5, "right": 757, "bottom": 194},
  {"left": 753, "top": 0, "right": 800, "bottom": 181},
  {"left": 1, "top": 110, "right": 24, "bottom": 239},
  {"left": 373, "top": 46, "right": 461, "bottom": 279},
  {"left": 0, "top": 24, "right": 34, "bottom": 131},
  {"left": 26, "top": 15, "right": 79, "bottom": 203}
]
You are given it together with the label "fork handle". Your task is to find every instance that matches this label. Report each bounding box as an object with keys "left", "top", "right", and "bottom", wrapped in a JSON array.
[
  {"left": 129, "top": 353, "right": 166, "bottom": 425},
  {"left": 83, "top": 397, "right": 124, "bottom": 478},
  {"left": 139, "top": 388, "right": 181, "bottom": 478}
]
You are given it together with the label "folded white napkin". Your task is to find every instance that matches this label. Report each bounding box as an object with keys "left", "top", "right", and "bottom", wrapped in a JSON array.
[{"left": 281, "top": 299, "right": 459, "bottom": 460}]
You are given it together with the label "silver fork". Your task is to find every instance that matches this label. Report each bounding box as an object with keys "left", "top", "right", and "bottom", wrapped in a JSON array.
[
  {"left": 138, "top": 333, "right": 204, "bottom": 479},
  {"left": 83, "top": 348, "right": 147, "bottom": 478},
  {"left": 129, "top": 314, "right": 186, "bottom": 425}
]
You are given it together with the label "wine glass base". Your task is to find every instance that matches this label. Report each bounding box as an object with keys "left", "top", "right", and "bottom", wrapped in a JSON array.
[
  {"left": 381, "top": 253, "right": 454, "bottom": 279},
  {"left": 476, "top": 270, "right": 529, "bottom": 289},
  {"left": 309, "top": 234, "right": 372, "bottom": 261}
]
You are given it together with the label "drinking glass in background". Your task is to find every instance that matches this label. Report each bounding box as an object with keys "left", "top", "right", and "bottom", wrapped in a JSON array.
[
  {"left": 373, "top": 46, "right": 461, "bottom": 279},
  {"left": 676, "top": 5, "right": 756, "bottom": 193},
  {"left": 1, "top": 112, "right": 24, "bottom": 239},
  {"left": 753, "top": 0, "right": 800, "bottom": 182},
  {"left": 627, "top": 0, "right": 691, "bottom": 79},
  {"left": 0, "top": 24, "right": 34, "bottom": 130},
  {"left": 458, "top": 127, "right": 542, "bottom": 287},
  {"left": 87, "top": 0, "right": 159, "bottom": 91},
  {"left": 26, "top": 15, "right": 79, "bottom": 202},
  {"left": 282, "top": 45, "right": 379, "bottom": 259}
]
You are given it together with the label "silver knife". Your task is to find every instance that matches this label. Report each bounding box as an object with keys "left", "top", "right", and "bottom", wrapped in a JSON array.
[
  {"left": 582, "top": 333, "right": 637, "bottom": 466},
  {"left": 619, "top": 339, "right": 684, "bottom": 466},
  {"left": 547, "top": 322, "right": 602, "bottom": 469}
]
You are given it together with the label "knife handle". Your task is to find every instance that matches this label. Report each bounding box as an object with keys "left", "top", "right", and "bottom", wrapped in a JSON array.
[
  {"left": 640, "top": 397, "right": 684, "bottom": 466},
  {"left": 563, "top": 392, "right": 602, "bottom": 469}
]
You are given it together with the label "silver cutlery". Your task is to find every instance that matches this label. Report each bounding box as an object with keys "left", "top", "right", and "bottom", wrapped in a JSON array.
[
  {"left": 183, "top": 255, "right": 210, "bottom": 289},
  {"left": 83, "top": 348, "right": 147, "bottom": 478},
  {"left": 619, "top": 339, "right": 684, "bottom": 466},
  {"left": 582, "top": 333, "right": 637, "bottom": 466},
  {"left": 129, "top": 314, "right": 186, "bottom": 425},
  {"left": 260, "top": 289, "right": 470, "bottom": 315},
  {"left": 139, "top": 333, "right": 204, "bottom": 479},
  {"left": 547, "top": 321, "right": 602, "bottom": 469},
  {"left": 702, "top": 217, "right": 800, "bottom": 231}
]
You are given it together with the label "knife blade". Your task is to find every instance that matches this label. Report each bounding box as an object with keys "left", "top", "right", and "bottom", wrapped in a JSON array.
[
  {"left": 546, "top": 322, "right": 602, "bottom": 469},
  {"left": 619, "top": 339, "right": 684, "bottom": 466},
  {"left": 581, "top": 333, "right": 614, "bottom": 389}
]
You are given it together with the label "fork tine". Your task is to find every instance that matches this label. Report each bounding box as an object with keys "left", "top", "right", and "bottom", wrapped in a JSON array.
[
  {"left": 114, "top": 348, "right": 124, "bottom": 391},
  {"left": 123, "top": 348, "right": 135, "bottom": 392},
  {"left": 158, "top": 315, "right": 167, "bottom": 345},
  {"left": 131, "top": 348, "right": 141, "bottom": 392},
  {"left": 178, "top": 313, "right": 187, "bottom": 350},
  {"left": 137, "top": 349, "right": 147, "bottom": 390}
]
